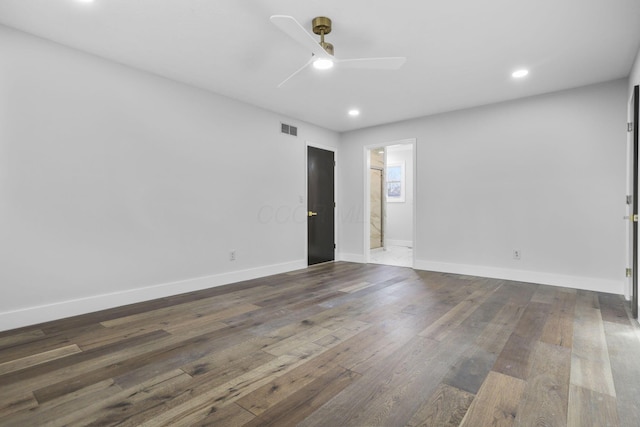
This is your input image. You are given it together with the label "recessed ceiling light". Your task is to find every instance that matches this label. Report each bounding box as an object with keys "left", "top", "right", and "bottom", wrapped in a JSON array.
[
  {"left": 512, "top": 69, "right": 529, "bottom": 78},
  {"left": 348, "top": 109, "right": 360, "bottom": 117},
  {"left": 313, "top": 58, "right": 334, "bottom": 70}
]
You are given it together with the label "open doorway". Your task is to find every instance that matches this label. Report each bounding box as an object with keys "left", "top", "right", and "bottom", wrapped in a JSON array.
[{"left": 365, "top": 140, "right": 416, "bottom": 267}]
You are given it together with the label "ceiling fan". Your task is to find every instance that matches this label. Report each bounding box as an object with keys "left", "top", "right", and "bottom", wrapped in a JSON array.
[{"left": 270, "top": 15, "right": 406, "bottom": 88}]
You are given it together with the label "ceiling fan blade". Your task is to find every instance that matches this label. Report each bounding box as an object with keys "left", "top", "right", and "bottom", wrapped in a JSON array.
[
  {"left": 270, "top": 15, "right": 331, "bottom": 59},
  {"left": 337, "top": 57, "right": 406, "bottom": 70},
  {"left": 277, "top": 58, "right": 313, "bottom": 88}
]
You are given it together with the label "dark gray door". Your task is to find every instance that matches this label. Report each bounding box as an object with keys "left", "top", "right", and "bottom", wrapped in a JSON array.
[
  {"left": 307, "top": 146, "right": 335, "bottom": 265},
  {"left": 632, "top": 85, "right": 639, "bottom": 319}
]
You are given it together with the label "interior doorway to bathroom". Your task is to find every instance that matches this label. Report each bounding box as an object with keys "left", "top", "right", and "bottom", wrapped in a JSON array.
[{"left": 366, "top": 140, "right": 415, "bottom": 268}]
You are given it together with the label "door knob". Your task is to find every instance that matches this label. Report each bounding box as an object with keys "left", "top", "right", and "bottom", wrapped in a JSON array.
[{"left": 308, "top": 211, "right": 318, "bottom": 217}]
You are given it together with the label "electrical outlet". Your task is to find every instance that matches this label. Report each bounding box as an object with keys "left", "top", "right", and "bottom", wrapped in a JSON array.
[
  {"left": 230, "top": 250, "right": 236, "bottom": 261},
  {"left": 513, "top": 250, "right": 521, "bottom": 260}
]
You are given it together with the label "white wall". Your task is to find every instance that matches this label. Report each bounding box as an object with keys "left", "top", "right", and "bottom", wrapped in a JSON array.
[
  {"left": 385, "top": 144, "right": 413, "bottom": 247},
  {"left": 0, "top": 25, "right": 339, "bottom": 331},
  {"left": 340, "top": 79, "right": 627, "bottom": 294}
]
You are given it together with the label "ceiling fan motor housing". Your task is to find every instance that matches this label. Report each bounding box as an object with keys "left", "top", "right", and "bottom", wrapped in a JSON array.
[
  {"left": 312, "top": 16, "right": 334, "bottom": 55},
  {"left": 312, "top": 16, "right": 332, "bottom": 35}
]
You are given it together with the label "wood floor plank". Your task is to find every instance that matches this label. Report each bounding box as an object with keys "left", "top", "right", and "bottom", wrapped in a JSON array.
[
  {"left": 575, "top": 289, "right": 600, "bottom": 310},
  {"left": 0, "top": 329, "right": 171, "bottom": 400},
  {"left": 440, "top": 287, "right": 529, "bottom": 395},
  {"left": 598, "top": 293, "right": 631, "bottom": 326},
  {"left": 278, "top": 313, "right": 418, "bottom": 380},
  {"left": 299, "top": 330, "right": 476, "bottom": 427},
  {"left": 570, "top": 354, "right": 617, "bottom": 398},
  {"left": 341, "top": 314, "right": 439, "bottom": 375},
  {"left": 603, "top": 320, "right": 640, "bottom": 427},
  {"left": 73, "top": 323, "right": 165, "bottom": 351},
  {"left": 68, "top": 371, "right": 194, "bottom": 427},
  {"left": 492, "top": 332, "right": 537, "bottom": 381},
  {"left": 0, "top": 392, "right": 38, "bottom": 419},
  {"left": 139, "top": 305, "right": 365, "bottom": 425},
  {"left": 312, "top": 320, "right": 370, "bottom": 347},
  {"left": 540, "top": 289, "right": 576, "bottom": 348},
  {"left": 242, "top": 366, "right": 361, "bottom": 427},
  {"left": 570, "top": 299, "right": 616, "bottom": 396},
  {"left": 178, "top": 336, "right": 276, "bottom": 380},
  {"left": 443, "top": 346, "right": 496, "bottom": 395},
  {"left": 30, "top": 327, "right": 243, "bottom": 403},
  {"left": 262, "top": 326, "right": 334, "bottom": 356},
  {"left": 530, "top": 284, "right": 559, "bottom": 304},
  {"left": 404, "top": 383, "right": 475, "bottom": 427},
  {"left": 170, "top": 402, "right": 255, "bottom": 427},
  {"left": 0, "top": 344, "right": 82, "bottom": 375},
  {"left": 296, "top": 335, "right": 442, "bottom": 427},
  {"left": 61, "top": 370, "right": 187, "bottom": 427},
  {"left": 0, "top": 329, "right": 45, "bottom": 350},
  {"left": 512, "top": 301, "right": 552, "bottom": 340},
  {"left": 0, "top": 332, "right": 78, "bottom": 364},
  {"left": 1, "top": 378, "right": 124, "bottom": 427},
  {"left": 492, "top": 301, "right": 552, "bottom": 380},
  {"left": 111, "top": 351, "right": 277, "bottom": 427},
  {"left": 234, "top": 355, "right": 339, "bottom": 416},
  {"left": 459, "top": 371, "right": 526, "bottom": 427},
  {"left": 514, "top": 341, "right": 571, "bottom": 427},
  {"left": 338, "top": 280, "right": 375, "bottom": 293},
  {"left": 137, "top": 354, "right": 309, "bottom": 426},
  {"left": 418, "top": 284, "right": 499, "bottom": 341},
  {"left": 567, "top": 385, "right": 620, "bottom": 427},
  {"left": 475, "top": 301, "right": 526, "bottom": 356},
  {"left": 99, "top": 287, "right": 272, "bottom": 328}
]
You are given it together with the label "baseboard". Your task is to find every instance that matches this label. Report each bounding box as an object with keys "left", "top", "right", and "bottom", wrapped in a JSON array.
[
  {"left": 0, "top": 260, "right": 307, "bottom": 332},
  {"left": 385, "top": 239, "right": 413, "bottom": 248},
  {"left": 414, "top": 259, "right": 624, "bottom": 295},
  {"left": 338, "top": 253, "right": 366, "bottom": 263}
]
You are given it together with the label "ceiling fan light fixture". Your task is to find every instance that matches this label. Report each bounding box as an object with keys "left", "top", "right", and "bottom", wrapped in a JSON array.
[
  {"left": 313, "top": 58, "right": 334, "bottom": 70},
  {"left": 512, "top": 69, "right": 529, "bottom": 78}
]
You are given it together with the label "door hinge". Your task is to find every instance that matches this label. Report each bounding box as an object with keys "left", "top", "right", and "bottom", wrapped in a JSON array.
[
  {"left": 334, "top": 243, "right": 336, "bottom": 249},
  {"left": 627, "top": 195, "right": 633, "bottom": 205},
  {"left": 626, "top": 268, "right": 632, "bottom": 278},
  {"left": 629, "top": 122, "right": 634, "bottom": 132}
]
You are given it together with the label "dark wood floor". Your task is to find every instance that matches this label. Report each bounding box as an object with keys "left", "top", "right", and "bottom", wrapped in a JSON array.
[{"left": 1, "top": 262, "right": 639, "bottom": 426}]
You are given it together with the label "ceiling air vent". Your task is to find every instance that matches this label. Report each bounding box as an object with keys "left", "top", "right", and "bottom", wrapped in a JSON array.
[{"left": 281, "top": 123, "right": 298, "bottom": 136}]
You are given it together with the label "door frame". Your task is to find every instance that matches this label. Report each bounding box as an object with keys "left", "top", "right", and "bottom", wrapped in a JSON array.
[
  {"left": 363, "top": 138, "right": 417, "bottom": 266},
  {"left": 369, "top": 166, "right": 385, "bottom": 250},
  {"left": 628, "top": 85, "right": 639, "bottom": 318},
  {"left": 306, "top": 141, "right": 338, "bottom": 265}
]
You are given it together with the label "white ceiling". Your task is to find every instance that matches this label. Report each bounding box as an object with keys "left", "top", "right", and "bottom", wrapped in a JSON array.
[{"left": 1, "top": 0, "right": 639, "bottom": 132}]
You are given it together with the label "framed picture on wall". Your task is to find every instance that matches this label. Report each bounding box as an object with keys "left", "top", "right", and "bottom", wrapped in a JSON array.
[{"left": 386, "top": 161, "right": 405, "bottom": 203}]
